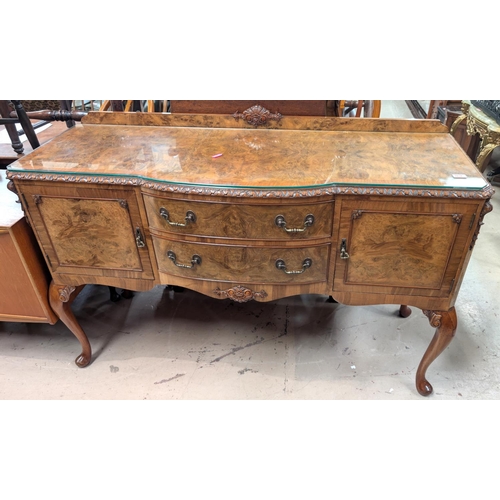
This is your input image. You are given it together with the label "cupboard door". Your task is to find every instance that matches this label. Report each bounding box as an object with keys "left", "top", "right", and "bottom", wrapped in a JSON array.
[
  {"left": 333, "top": 199, "right": 478, "bottom": 297},
  {"left": 22, "top": 185, "right": 154, "bottom": 280}
]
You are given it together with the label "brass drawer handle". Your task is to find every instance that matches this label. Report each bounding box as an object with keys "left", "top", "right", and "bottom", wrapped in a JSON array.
[
  {"left": 275, "top": 258, "right": 312, "bottom": 274},
  {"left": 167, "top": 251, "right": 202, "bottom": 269},
  {"left": 160, "top": 207, "right": 196, "bottom": 227},
  {"left": 275, "top": 214, "right": 314, "bottom": 233},
  {"left": 135, "top": 227, "right": 146, "bottom": 248},
  {"left": 340, "top": 239, "right": 350, "bottom": 259}
]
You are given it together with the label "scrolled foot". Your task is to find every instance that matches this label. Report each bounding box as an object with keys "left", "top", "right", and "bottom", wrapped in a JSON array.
[
  {"left": 415, "top": 307, "right": 457, "bottom": 396},
  {"left": 49, "top": 281, "right": 92, "bottom": 367},
  {"left": 416, "top": 377, "right": 433, "bottom": 396},
  {"left": 76, "top": 353, "right": 91, "bottom": 368}
]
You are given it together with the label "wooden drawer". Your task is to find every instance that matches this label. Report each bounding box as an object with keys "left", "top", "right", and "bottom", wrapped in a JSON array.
[
  {"left": 144, "top": 195, "right": 333, "bottom": 240},
  {"left": 152, "top": 237, "right": 330, "bottom": 284}
]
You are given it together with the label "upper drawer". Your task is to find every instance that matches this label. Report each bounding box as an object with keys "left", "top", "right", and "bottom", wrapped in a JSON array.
[{"left": 144, "top": 195, "right": 333, "bottom": 240}]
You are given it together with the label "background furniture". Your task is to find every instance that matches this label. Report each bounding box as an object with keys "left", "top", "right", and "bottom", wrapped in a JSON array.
[
  {"left": 451, "top": 100, "right": 500, "bottom": 178},
  {"left": 7, "top": 107, "right": 493, "bottom": 396},
  {"left": 0, "top": 100, "right": 41, "bottom": 153},
  {"left": 169, "top": 100, "right": 381, "bottom": 117},
  {"left": 0, "top": 171, "right": 57, "bottom": 324},
  {"left": 405, "top": 100, "right": 462, "bottom": 119},
  {"left": 437, "top": 102, "right": 480, "bottom": 161},
  {"left": 0, "top": 101, "right": 85, "bottom": 167},
  {"left": 338, "top": 100, "right": 381, "bottom": 118}
]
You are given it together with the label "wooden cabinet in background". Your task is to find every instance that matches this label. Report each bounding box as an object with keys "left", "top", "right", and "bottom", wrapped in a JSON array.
[{"left": 0, "top": 171, "right": 57, "bottom": 324}]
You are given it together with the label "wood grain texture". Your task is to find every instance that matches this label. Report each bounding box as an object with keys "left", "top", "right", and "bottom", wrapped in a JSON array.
[
  {"left": 152, "top": 237, "right": 330, "bottom": 284},
  {"left": 81, "top": 112, "right": 449, "bottom": 133},
  {"left": 144, "top": 194, "right": 333, "bottom": 240},
  {"left": 9, "top": 123, "right": 485, "bottom": 191},
  {"left": 333, "top": 198, "right": 479, "bottom": 298},
  {"left": 345, "top": 212, "right": 459, "bottom": 288},
  {"left": 37, "top": 197, "right": 142, "bottom": 270},
  {"left": 0, "top": 229, "right": 47, "bottom": 319},
  {"left": 6, "top": 118, "right": 494, "bottom": 395},
  {"left": 20, "top": 183, "right": 155, "bottom": 280}
]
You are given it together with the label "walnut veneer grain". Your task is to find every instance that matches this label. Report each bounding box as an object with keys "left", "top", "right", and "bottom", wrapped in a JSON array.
[{"left": 6, "top": 116, "right": 493, "bottom": 396}]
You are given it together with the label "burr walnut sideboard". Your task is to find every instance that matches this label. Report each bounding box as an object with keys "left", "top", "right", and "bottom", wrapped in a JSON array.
[{"left": 6, "top": 110, "right": 494, "bottom": 396}]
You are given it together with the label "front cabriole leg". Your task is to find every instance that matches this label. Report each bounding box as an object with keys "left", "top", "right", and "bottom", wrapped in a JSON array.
[
  {"left": 416, "top": 307, "right": 457, "bottom": 396},
  {"left": 49, "top": 281, "right": 91, "bottom": 367}
]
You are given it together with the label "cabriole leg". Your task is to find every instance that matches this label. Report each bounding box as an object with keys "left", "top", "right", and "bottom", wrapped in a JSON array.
[
  {"left": 49, "top": 281, "right": 91, "bottom": 367},
  {"left": 416, "top": 307, "right": 457, "bottom": 396}
]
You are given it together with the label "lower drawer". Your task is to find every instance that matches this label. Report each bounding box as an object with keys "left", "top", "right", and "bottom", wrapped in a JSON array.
[{"left": 152, "top": 238, "right": 330, "bottom": 284}]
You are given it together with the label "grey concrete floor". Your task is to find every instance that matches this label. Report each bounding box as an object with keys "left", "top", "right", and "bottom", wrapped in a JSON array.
[{"left": 1, "top": 101, "right": 499, "bottom": 400}]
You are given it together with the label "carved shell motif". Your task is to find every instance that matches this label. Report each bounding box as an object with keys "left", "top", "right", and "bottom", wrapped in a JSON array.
[
  {"left": 233, "top": 105, "right": 282, "bottom": 127},
  {"left": 213, "top": 286, "right": 268, "bottom": 303}
]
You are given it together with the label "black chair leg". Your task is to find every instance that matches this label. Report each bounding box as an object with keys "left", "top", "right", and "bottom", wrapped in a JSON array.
[
  {"left": 0, "top": 101, "right": 23, "bottom": 154},
  {"left": 10, "top": 101, "right": 40, "bottom": 149}
]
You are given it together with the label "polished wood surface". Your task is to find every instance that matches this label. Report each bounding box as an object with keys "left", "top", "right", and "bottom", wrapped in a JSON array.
[
  {"left": 153, "top": 237, "right": 329, "bottom": 284},
  {"left": 19, "top": 183, "right": 155, "bottom": 281},
  {"left": 144, "top": 194, "right": 334, "bottom": 240},
  {"left": 6, "top": 115, "right": 493, "bottom": 395},
  {"left": 10, "top": 119, "right": 484, "bottom": 191},
  {"left": 82, "top": 111, "right": 449, "bottom": 132}
]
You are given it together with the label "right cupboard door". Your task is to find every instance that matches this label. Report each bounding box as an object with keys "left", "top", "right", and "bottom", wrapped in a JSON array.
[{"left": 333, "top": 198, "right": 480, "bottom": 298}]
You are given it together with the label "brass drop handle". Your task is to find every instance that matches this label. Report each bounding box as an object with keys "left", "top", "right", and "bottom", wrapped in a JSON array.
[
  {"left": 167, "top": 251, "right": 202, "bottom": 269},
  {"left": 160, "top": 207, "right": 196, "bottom": 227},
  {"left": 275, "top": 214, "right": 314, "bottom": 233},
  {"left": 340, "top": 239, "right": 350, "bottom": 259},
  {"left": 275, "top": 258, "right": 312, "bottom": 274},
  {"left": 135, "top": 227, "right": 146, "bottom": 248}
]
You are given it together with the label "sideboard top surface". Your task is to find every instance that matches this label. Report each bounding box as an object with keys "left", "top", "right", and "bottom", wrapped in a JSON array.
[{"left": 7, "top": 122, "right": 488, "bottom": 191}]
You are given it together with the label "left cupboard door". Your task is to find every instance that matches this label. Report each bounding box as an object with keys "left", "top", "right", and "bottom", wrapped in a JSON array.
[{"left": 20, "top": 184, "right": 155, "bottom": 280}]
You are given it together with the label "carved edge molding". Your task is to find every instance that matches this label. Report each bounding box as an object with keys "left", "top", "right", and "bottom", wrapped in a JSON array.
[
  {"left": 213, "top": 286, "right": 268, "bottom": 303},
  {"left": 6, "top": 172, "right": 496, "bottom": 200},
  {"left": 470, "top": 200, "right": 493, "bottom": 250}
]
